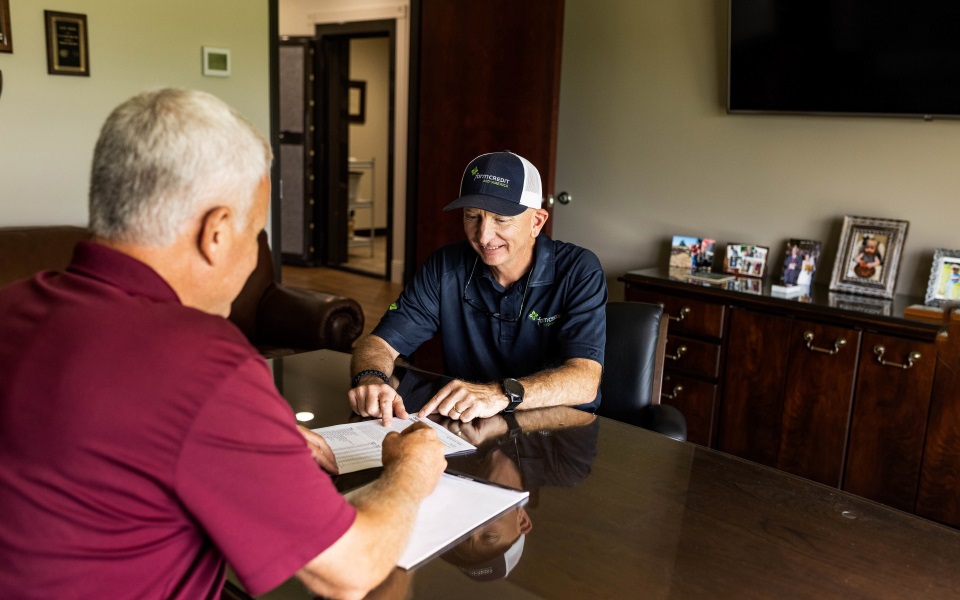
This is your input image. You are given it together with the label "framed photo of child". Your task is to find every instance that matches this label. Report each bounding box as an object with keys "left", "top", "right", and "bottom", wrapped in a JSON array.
[
  {"left": 924, "top": 248, "right": 960, "bottom": 306},
  {"left": 829, "top": 216, "right": 908, "bottom": 299}
]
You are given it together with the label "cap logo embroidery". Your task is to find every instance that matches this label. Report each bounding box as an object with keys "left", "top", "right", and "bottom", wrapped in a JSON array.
[{"left": 473, "top": 172, "right": 510, "bottom": 189}]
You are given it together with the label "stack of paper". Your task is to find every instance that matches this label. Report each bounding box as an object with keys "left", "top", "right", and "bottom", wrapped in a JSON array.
[{"left": 312, "top": 416, "right": 476, "bottom": 474}]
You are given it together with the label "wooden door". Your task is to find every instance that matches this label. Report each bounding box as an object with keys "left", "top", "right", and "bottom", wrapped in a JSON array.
[
  {"left": 777, "top": 321, "right": 860, "bottom": 487},
  {"left": 717, "top": 309, "right": 793, "bottom": 467},
  {"left": 844, "top": 332, "right": 936, "bottom": 511},
  {"left": 412, "top": 0, "right": 563, "bottom": 271}
]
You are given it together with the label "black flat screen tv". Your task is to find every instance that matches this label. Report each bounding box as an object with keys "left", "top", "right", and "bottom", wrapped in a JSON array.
[{"left": 728, "top": 0, "right": 960, "bottom": 120}]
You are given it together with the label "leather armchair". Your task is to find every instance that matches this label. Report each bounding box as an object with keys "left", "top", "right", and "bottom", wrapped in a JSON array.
[
  {"left": 229, "top": 231, "right": 364, "bottom": 358},
  {"left": 597, "top": 301, "right": 687, "bottom": 441},
  {"left": 0, "top": 226, "right": 364, "bottom": 359}
]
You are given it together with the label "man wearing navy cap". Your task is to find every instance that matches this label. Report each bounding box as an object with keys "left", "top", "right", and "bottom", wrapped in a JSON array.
[{"left": 349, "top": 151, "right": 607, "bottom": 424}]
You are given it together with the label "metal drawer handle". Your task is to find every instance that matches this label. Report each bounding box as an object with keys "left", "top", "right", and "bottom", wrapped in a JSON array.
[
  {"left": 803, "top": 331, "right": 847, "bottom": 355},
  {"left": 668, "top": 307, "right": 692, "bottom": 322},
  {"left": 666, "top": 346, "right": 687, "bottom": 361},
  {"left": 873, "top": 345, "right": 921, "bottom": 369},
  {"left": 661, "top": 385, "right": 684, "bottom": 400}
]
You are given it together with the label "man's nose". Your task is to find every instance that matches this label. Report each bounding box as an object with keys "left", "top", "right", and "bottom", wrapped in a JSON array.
[{"left": 477, "top": 218, "right": 496, "bottom": 245}]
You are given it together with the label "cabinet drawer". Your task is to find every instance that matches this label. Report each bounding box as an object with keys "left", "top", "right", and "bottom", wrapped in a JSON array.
[
  {"left": 661, "top": 373, "right": 717, "bottom": 447},
  {"left": 625, "top": 289, "right": 725, "bottom": 339},
  {"left": 665, "top": 335, "right": 721, "bottom": 379}
]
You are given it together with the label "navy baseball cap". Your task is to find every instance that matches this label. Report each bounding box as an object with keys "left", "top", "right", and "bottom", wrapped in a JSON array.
[{"left": 443, "top": 151, "right": 543, "bottom": 217}]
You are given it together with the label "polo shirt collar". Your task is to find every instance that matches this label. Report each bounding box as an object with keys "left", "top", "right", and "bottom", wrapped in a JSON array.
[
  {"left": 528, "top": 234, "right": 555, "bottom": 288},
  {"left": 67, "top": 241, "right": 182, "bottom": 304}
]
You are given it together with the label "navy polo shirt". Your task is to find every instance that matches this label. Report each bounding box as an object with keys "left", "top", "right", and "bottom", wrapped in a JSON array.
[{"left": 372, "top": 234, "right": 607, "bottom": 410}]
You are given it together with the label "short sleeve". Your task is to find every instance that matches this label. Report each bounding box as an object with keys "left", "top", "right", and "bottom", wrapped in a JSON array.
[
  {"left": 175, "top": 357, "right": 355, "bottom": 596},
  {"left": 555, "top": 252, "right": 607, "bottom": 364},
  {"left": 372, "top": 252, "right": 445, "bottom": 356}
]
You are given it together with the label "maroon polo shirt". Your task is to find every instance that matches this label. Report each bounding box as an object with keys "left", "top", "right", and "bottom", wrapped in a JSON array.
[{"left": 0, "top": 242, "right": 355, "bottom": 598}]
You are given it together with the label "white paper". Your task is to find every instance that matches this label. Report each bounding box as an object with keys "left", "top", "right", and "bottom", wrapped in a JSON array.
[
  {"left": 312, "top": 417, "right": 475, "bottom": 474},
  {"left": 346, "top": 472, "right": 530, "bottom": 570}
]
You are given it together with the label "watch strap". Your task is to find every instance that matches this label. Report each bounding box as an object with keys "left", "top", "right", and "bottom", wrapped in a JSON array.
[{"left": 352, "top": 369, "right": 389, "bottom": 388}]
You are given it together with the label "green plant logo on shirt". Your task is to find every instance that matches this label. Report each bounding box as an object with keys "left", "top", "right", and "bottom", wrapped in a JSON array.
[
  {"left": 528, "top": 309, "right": 561, "bottom": 326},
  {"left": 388, "top": 301, "right": 398, "bottom": 311}
]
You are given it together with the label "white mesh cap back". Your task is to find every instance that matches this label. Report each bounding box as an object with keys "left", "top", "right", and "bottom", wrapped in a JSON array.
[{"left": 514, "top": 153, "right": 543, "bottom": 210}]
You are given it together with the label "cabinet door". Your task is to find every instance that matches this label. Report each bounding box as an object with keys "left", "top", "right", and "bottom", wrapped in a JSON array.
[
  {"left": 717, "top": 309, "right": 793, "bottom": 467},
  {"left": 844, "top": 333, "right": 936, "bottom": 512},
  {"left": 777, "top": 321, "right": 860, "bottom": 487}
]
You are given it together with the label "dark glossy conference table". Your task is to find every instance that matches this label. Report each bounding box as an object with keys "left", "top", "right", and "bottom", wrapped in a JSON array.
[{"left": 251, "top": 349, "right": 960, "bottom": 599}]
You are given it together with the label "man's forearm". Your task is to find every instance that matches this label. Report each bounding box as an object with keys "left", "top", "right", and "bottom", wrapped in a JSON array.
[
  {"left": 350, "top": 334, "right": 400, "bottom": 382},
  {"left": 516, "top": 358, "right": 602, "bottom": 410}
]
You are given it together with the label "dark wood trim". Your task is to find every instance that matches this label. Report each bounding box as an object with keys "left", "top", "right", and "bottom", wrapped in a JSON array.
[{"left": 269, "top": 0, "right": 282, "bottom": 281}]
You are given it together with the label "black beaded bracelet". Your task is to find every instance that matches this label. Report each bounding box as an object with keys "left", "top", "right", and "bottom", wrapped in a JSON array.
[{"left": 352, "top": 369, "right": 390, "bottom": 388}]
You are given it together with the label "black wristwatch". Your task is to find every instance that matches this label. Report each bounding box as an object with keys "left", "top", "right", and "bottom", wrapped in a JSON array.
[{"left": 501, "top": 377, "right": 524, "bottom": 413}]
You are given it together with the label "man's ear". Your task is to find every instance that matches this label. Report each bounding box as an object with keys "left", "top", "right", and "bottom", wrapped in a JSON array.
[
  {"left": 517, "top": 507, "right": 533, "bottom": 534},
  {"left": 530, "top": 208, "right": 549, "bottom": 237},
  {"left": 197, "top": 206, "right": 233, "bottom": 266}
]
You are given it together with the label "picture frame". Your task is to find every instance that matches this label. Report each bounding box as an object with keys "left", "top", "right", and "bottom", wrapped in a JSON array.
[
  {"left": 924, "top": 248, "right": 960, "bottom": 306},
  {"left": 1, "top": 0, "right": 12, "bottom": 53},
  {"left": 828, "top": 215, "right": 909, "bottom": 299},
  {"left": 779, "top": 239, "right": 822, "bottom": 287},
  {"left": 723, "top": 243, "right": 769, "bottom": 279},
  {"left": 348, "top": 80, "right": 366, "bottom": 124},
  {"left": 669, "top": 235, "right": 699, "bottom": 271},
  {"left": 45, "top": 11, "right": 89, "bottom": 76},
  {"left": 202, "top": 47, "right": 231, "bottom": 77},
  {"left": 828, "top": 292, "right": 892, "bottom": 317}
]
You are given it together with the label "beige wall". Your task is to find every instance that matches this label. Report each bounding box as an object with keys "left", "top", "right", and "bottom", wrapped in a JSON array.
[
  {"left": 350, "top": 37, "right": 390, "bottom": 231},
  {"left": 555, "top": 0, "right": 960, "bottom": 299},
  {"left": 0, "top": 0, "right": 270, "bottom": 228}
]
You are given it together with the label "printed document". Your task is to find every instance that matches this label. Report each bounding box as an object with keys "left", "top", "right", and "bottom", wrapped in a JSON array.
[
  {"left": 346, "top": 472, "right": 530, "bottom": 570},
  {"left": 312, "top": 416, "right": 475, "bottom": 474}
]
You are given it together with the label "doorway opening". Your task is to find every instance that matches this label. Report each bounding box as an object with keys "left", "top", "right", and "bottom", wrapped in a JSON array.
[{"left": 277, "top": 20, "right": 395, "bottom": 280}]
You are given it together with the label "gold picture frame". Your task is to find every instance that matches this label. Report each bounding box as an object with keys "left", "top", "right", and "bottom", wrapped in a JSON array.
[{"left": 45, "top": 11, "right": 89, "bottom": 76}]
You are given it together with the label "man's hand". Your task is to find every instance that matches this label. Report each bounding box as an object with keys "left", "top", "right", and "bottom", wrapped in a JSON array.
[
  {"left": 381, "top": 421, "right": 447, "bottom": 500},
  {"left": 417, "top": 379, "right": 508, "bottom": 423},
  {"left": 297, "top": 425, "right": 339, "bottom": 475},
  {"left": 348, "top": 380, "right": 409, "bottom": 426}
]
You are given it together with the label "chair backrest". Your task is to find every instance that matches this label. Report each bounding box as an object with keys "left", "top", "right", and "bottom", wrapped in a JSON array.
[
  {"left": 229, "top": 230, "right": 275, "bottom": 342},
  {"left": 597, "top": 301, "right": 669, "bottom": 425}
]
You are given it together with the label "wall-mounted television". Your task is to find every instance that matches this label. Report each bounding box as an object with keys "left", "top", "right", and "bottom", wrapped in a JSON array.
[{"left": 728, "top": 1, "right": 960, "bottom": 120}]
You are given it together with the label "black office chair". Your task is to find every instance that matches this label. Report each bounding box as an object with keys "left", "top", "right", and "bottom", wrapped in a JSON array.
[{"left": 598, "top": 301, "right": 687, "bottom": 441}]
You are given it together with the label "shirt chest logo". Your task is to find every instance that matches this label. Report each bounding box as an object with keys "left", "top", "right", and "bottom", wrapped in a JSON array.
[{"left": 528, "top": 309, "right": 561, "bottom": 326}]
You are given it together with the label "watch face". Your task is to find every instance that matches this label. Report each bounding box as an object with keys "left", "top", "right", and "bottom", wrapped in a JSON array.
[{"left": 503, "top": 377, "right": 524, "bottom": 399}]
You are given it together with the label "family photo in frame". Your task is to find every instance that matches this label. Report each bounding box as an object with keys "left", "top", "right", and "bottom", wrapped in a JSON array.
[
  {"left": 724, "top": 243, "right": 769, "bottom": 279},
  {"left": 779, "top": 239, "right": 822, "bottom": 287},
  {"left": 925, "top": 248, "right": 960, "bottom": 306},
  {"left": 829, "top": 216, "right": 908, "bottom": 299}
]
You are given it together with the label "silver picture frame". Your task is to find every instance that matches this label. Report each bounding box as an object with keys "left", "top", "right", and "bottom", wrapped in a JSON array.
[{"left": 828, "top": 215, "right": 908, "bottom": 299}]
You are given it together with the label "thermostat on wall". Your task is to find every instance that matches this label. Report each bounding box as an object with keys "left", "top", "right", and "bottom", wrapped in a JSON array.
[{"left": 202, "top": 47, "right": 231, "bottom": 77}]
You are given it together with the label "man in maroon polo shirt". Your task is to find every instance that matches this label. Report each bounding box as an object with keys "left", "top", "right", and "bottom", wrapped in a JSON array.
[{"left": 0, "top": 88, "right": 446, "bottom": 599}]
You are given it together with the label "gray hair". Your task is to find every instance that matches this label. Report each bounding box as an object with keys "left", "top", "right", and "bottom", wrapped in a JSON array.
[{"left": 89, "top": 88, "right": 272, "bottom": 246}]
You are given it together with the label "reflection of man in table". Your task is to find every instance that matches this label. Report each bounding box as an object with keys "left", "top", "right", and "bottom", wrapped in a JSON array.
[{"left": 438, "top": 406, "right": 599, "bottom": 581}]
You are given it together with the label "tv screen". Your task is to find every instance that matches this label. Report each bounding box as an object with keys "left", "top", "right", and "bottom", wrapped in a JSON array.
[{"left": 728, "top": 1, "right": 960, "bottom": 119}]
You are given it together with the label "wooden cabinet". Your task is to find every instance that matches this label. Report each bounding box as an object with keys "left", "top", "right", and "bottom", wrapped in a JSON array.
[
  {"left": 626, "top": 288, "right": 724, "bottom": 447},
  {"left": 622, "top": 268, "right": 943, "bottom": 518}
]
